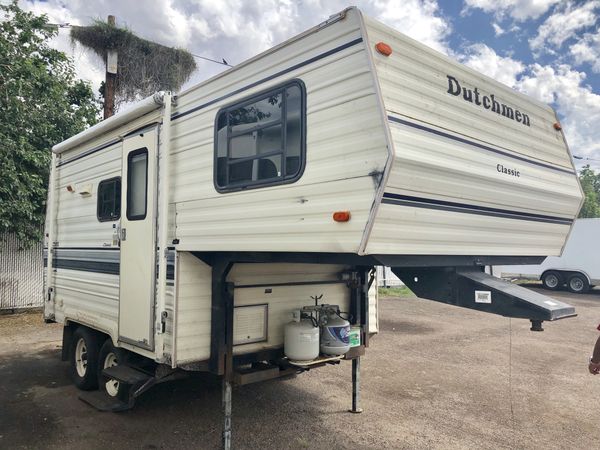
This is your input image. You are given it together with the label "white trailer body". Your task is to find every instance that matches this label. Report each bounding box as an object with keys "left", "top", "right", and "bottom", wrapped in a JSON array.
[
  {"left": 496, "top": 218, "right": 600, "bottom": 293},
  {"left": 43, "top": 7, "right": 581, "bottom": 430}
]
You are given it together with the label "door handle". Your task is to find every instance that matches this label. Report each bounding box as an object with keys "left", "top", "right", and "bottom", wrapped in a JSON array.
[{"left": 120, "top": 228, "right": 127, "bottom": 241}]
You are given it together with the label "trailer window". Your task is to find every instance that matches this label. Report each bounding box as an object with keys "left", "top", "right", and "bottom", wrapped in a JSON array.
[
  {"left": 214, "top": 80, "right": 306, "bottom": 192},
  {"left": 97, "top": 177, "right": 121, "bottom": 222},
  {"left": 126, "top": 149, "right": 148, "bottom": 220}
]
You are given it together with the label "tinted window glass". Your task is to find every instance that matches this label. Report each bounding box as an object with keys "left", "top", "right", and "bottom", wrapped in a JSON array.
[
  {"left": 285, "top": 86, "right": 302, "bottom": 176},
  {"left": 97, "top": 177, "right": 121, "bottom": 222},
  {"left": 214, "top": 81, "right": 305, "bottom": 192},
  {"left": 127, "top": 149, "right": 148, "bottom": 220}
]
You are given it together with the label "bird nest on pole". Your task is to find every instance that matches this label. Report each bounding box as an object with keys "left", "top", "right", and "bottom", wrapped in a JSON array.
[{"left": 71, "top": 20, "right": 197, "bottom": 107}]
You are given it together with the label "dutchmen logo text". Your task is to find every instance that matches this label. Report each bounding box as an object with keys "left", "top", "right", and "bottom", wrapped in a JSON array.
[{"left": 446, "top": 75, "right": 531, "bottom": 127}]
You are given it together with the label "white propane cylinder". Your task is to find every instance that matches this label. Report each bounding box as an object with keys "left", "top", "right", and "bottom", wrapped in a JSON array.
[
  {"left": 284, "top": 311, "right": 319, "bottom": 362},
  {"left": 320, "top": 312, "right": 351, "bottom": 356}
]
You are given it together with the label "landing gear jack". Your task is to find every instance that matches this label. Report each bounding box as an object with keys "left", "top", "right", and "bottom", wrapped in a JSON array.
[
  {"left": 223, "top": 379, "right": 232, "bottom": 450},
  {"left": 349, "top": 357, "right": 363, "bottom": 414}
]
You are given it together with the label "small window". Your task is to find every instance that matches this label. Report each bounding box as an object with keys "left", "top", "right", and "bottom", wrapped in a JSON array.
[
  {"left": 97, "top": 177, "right": 121, "bottom": 222},
  {"left": 214, "top": 80, "right": 306, "bottom": 192},
  {"left": 127, "top": 148, "right": 148, "bottom": 220}
]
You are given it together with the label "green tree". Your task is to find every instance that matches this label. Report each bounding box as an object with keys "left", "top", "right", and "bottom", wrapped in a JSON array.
[
  {"left": 0, "top": 1, "right": 100, "bottom": 245},
  {"left": 578, "top": 165, "right": 600, "bottom": 218}
]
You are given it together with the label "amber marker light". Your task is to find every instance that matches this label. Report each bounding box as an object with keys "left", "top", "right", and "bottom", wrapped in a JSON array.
[
  {"left": 66, "top": 185, "right": 75, "bottom": 192},
  {"left": 375, "top": 42, "right": 392, "bottom": 56},
  {"left": 333, "top": 211, "right": 351, "bottom": 222},
  {"left": 553, "top": 122, "right": 562, "bottom": 131}
]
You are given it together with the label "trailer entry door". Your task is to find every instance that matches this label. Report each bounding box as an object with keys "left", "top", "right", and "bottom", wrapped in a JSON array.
[{"left": 118, "top": 127, "right": 157, "bottom": 350}]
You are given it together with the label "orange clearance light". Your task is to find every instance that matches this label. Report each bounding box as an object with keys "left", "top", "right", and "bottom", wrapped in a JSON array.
[
  {"left": 553, "top": 122, "right": 562, "bottom": 131},
  {"left": 375, "top": 42, "right": 392, "bottom": 56},
  {"left": 66, "top": 185, "right": 75, "bottom": 192},
  {"left": 333, "top": 211, "right": 351, "bottom": 222}
]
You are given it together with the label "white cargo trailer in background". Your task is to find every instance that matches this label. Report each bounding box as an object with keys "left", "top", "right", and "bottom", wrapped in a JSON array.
[
  {"left": 496, "top": 218, "right": 600, "bottom": 293},
  {"left": 43, "top": 7, "right": 582, "bottom": 449}
]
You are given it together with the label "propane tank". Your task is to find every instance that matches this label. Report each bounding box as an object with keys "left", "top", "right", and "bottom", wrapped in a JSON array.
[
  {"left": 284, "top": 310, "right": 319, "bottom": 361},
  {"left": 319, "top": 305, "right": 351, "bottom": 356}
]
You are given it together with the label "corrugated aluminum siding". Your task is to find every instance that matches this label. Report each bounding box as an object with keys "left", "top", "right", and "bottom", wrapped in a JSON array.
[
  {"left": 169, "top": 8, "right": 388, "bottom": 254},
  {"left": 0, "top": 234, "right": 43, "bottom": 310},
  {"left": 362, "top": 14, "right": 582, "bottom": 256}
]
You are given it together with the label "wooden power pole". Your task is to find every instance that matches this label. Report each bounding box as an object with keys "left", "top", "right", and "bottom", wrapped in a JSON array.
[{"left": 103, "top": 15, "right": 117, "bottom": 119}]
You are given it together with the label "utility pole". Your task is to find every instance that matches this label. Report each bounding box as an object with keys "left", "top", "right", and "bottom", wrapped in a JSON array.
[{"left": 103, "top": 15, "right": 117, "bottom": 119}]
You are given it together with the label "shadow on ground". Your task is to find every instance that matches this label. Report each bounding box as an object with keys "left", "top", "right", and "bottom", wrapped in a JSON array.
[{"left": 0, "top": 348, "right": 363, "bottom": 449}]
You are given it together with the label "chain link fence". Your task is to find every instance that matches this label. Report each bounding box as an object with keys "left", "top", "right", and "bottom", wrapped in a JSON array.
[{"left": 0, "top": 234, "right": 44, "bottom": 310}]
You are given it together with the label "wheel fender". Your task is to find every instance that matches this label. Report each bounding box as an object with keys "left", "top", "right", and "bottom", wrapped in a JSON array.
[
  {"left": 568, "top": 270, "right": 591, "bottom": 284},
  {"left": 62, "top": 323, "right": 75, "bottom": 361}
]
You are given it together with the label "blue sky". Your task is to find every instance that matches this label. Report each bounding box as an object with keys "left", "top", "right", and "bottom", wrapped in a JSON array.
[
  {"left": 22, "top": 0, "right": 600, "bottom": 169},
  {"left": 445, "top": 0, "right": 600, "bottom": 88}
]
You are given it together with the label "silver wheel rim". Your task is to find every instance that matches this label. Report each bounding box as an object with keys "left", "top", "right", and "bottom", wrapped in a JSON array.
[
  {"left": 545, "top": 274, "right": 559, "bottom": 288},
  {"left": 570, "top": 277, "right": 584, "bottom": 292},
  {"left": 75, "top": 338, "right": 88, "bottom": 377},
  {"left": 103, "top": 352, "right": 119, "bottom": 397}
]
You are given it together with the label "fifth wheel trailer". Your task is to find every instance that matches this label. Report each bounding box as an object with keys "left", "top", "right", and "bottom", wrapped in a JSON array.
[
  {"left": 496, "top": 218, "right": 600, "bottom": 293},
  {"left": 43, "top": 7, "right": 582, "bottom": 449}
]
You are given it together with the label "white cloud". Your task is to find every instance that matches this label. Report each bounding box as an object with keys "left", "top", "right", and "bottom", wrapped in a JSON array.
[
  {"left": 460, "top": 44, "right": 525, "bottom": 87},
  {"left": 570, "top": 31, "right": 600, "bottom": 73},
  {"left": 515, "top": 64, "right": 600, "bottom": 162},
  {"left": 529, "top": 1, "right": 600, "bottom": 54},
  {"left": 492, "top": 22, "right": 505, "bottom": 36},
  {"left": 463, "top": 0, "right": 560, "bottom": 21},
  {"left": 369, "top": 0, "right": 450, "bottom": 53},
  {"left": 19, "top": 0, "right": 451, "bottom": 93}
]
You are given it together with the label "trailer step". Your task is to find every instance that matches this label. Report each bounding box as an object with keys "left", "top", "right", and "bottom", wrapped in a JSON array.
[
  {"left": 78, "top": 390, "right": 131, "bottom": 412},
  {"left": 102, "top": 365, "right": 152, "bottom": 385}
]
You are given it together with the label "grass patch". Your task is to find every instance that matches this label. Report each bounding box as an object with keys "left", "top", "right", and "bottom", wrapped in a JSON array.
[{"left": 378, "top": 286, "right": 414, "bottom": 297}]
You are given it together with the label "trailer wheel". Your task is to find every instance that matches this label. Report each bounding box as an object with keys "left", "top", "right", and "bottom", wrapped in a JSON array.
[
  {"left": 541, "top": 271, "right": 562, "bottom": 290},
  {"left": 98, "top": 339, "right": 131, "bottom": 401},
  {"left": 567, "top": 274, "right": 589, "bottom": 294},
  {"left": 70, "top": 327, "right": 100, "bottom": 390}
]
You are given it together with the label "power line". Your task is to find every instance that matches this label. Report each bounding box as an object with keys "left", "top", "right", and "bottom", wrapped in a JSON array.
[
  {"left": 190, "top": 53, "right": 232, "bottom": 67},
  {"left": 574, "top": 155, "right": 600, "bottom": 162}
]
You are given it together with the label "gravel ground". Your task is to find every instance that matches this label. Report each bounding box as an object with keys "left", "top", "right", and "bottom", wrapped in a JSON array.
[{"left": 0, "top": 286, "right": 598, "bottom": 449}]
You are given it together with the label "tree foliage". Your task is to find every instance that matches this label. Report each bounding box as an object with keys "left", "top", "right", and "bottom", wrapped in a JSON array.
[
  {"left": 70, "top": 20, "right": 196, "bottom": 108},
  {"left": 578, "top": 165, "right": 600, "bottom": 218},
  {"left": 0, "top": 1, "right": 100, "bottom": 245}
]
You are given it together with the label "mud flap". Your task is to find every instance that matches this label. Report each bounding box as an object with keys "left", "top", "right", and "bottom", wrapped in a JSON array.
[{"left": 392, "top": 267, "right": 576, "bottom": 326}]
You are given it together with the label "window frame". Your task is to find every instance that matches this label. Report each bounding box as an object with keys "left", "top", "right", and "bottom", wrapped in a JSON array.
[
  {"left": 96, "top": 176, "right": 122, "bottom": 222},
  {"left": 126, "top": 147, "right": 149, "bottom": 221},
  {"left": 213, "top": 79, "right": 307, "bottom": 193}
]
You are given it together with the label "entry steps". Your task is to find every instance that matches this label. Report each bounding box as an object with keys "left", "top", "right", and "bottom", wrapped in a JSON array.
[{"left": 79, "top": 365, "right": 155, "bottom": 412}]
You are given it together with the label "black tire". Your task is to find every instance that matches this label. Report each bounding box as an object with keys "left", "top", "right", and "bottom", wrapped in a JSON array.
[
  {"left": 567, "top": 274, "right": 590, "bottom": 294},
  {"left": 542, "top": 271, "right": 562, "bottom": 290},
  {"left": 97, "top": 339, "right": 131, "bottom": 401},
  {"left": 69, "top": 327, "right": 100, "bottom": 390}
]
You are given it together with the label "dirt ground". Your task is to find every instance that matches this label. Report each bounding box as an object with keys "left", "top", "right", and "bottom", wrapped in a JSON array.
[{"left": 1, "top": 286, "right": 599, "bottom": 450}]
